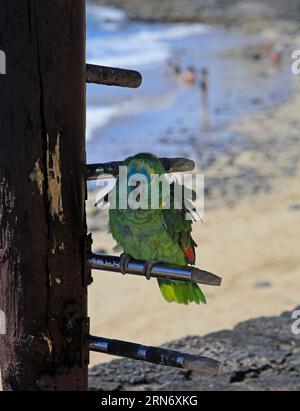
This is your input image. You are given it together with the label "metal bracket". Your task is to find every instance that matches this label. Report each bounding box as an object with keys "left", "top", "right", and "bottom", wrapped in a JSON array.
[
  {"left": 83, "top": 234, "right": 93, "bottom": 286},
  {"left": 80, "top": 317, "right": 90, "bottom": 368}
]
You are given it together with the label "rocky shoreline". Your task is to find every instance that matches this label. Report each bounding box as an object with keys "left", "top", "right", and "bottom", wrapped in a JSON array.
[
  {"left": 89, "top": 307, "right": 300, "bottom": 391},
  {"left": 88, "top": 0, "right": 300, "bottom": 28}
]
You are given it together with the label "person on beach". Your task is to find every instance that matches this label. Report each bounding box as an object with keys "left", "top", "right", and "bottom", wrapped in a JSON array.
[
  {"left": 167, "top": 59, "right": 197, "bottom": 86},
  {"left": 167, "top": 57, "right": 181, "bottom": 76},
  {"left": 270, "top": 41, "right": 284, "bottom": 70},
  {"left": 179, "top": 66, "right": 197, "bottom": 86},
  {"left": 200, "top": 68, "right": 210, "bottom": 131}
]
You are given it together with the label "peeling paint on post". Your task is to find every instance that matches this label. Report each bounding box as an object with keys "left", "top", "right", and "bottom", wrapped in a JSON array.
[
  {"left": 47, "top": 134, "right": 64, "bottom": 221},
  {"left": 30, "top": 159, "right": 45, "bottom": 195}
]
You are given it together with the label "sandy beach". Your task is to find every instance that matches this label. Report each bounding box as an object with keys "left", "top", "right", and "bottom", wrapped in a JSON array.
[{"left": 87, "top": 73, "right": 300, "bottom": 365}]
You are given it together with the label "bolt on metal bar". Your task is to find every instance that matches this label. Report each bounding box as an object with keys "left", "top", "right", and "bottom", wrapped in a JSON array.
[
  {"left": 87, "top": 335, "right": 221, "bottom": 376},
  {"left": 86, "top": 64, "right": 142, "bottom": 88},
  {"left": 86, "top": 157, "right": 195, "bottom": 181},
  {"left": 88, "top": 253, "right": 221, "bottom": 286}
]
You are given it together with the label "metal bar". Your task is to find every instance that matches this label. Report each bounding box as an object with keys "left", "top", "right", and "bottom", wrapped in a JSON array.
[
  {"left": 86, "top": 64, "right": 142, "bottom": 88},
  {"left": 160, "top": 157, "right": 195, "bottom": 173},
  {"left": 87, "top": 335, "right": 221, "bottom": 376},
  {"left": 86, "top": 157, "right": 195, "bottom": 180},
  {"left": 88, "top": 253, "right": 221, "bottom": 286}
]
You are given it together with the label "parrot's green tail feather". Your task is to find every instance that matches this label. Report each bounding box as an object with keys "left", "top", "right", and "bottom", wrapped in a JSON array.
[{"left": 157, "top": 279, "right": 206, "bottom": 305}]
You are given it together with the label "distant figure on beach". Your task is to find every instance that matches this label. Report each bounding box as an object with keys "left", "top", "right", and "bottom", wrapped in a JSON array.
[
  {"left": 167, "top": 59, "right": 197, "bottom": 86},
  {"left": 200, "top": 68, "right": 210, "bottom": 131},
  {"left": 270, "top": 41, "right": 284, "bottom": 70},
  {"left": 167, "top": 57, "right": 181, "bottom": 76},
  {"left": 179, "top": 66, "right": 197, "bottom": 86}
]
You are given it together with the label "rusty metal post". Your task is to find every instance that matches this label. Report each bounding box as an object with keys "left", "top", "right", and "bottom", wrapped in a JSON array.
[{"left": 0, "top": 0, "right": 88, "bottom": 390}]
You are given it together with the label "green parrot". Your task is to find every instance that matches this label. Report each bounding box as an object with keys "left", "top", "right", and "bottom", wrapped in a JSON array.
[{"left": 108, "top": 153, "right": 206, "bottom": 305}]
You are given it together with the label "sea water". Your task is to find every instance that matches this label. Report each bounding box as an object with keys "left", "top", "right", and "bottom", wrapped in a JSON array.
[{"left": 86, "top": 5, "right": 292, "bottom": 166}]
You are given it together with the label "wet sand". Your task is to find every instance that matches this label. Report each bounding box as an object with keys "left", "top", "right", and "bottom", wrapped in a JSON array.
[{"left": 87, "top": 77, "right": 300, "bottom": 365}]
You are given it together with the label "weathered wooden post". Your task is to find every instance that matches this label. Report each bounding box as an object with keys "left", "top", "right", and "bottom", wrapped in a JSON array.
[{"left": 0, "top": 0, "right": 88, "bottom": 390}]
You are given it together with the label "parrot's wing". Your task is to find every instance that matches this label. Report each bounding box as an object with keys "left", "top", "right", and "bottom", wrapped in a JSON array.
[{"left": 161, "top": 182, "right": 197, "bottom": 265}]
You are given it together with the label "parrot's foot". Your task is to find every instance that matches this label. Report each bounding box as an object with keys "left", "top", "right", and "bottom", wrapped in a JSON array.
[
  {"left": 143, "top": 260, "right": 159, "bottom": 280},
  {"left": 119, "top": 253, "right": 132, "bottom": 275}
]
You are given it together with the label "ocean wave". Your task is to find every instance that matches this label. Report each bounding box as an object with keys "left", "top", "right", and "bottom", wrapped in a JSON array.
[
  {"left": 86, "top": 106, "right": 118, "bottom": 141},
  {"left": 87, "top": 8, "right": 210, "bottom": 68},
  {"left": 86, "top": 100, "right": 147, "bottom": 141},
  {"left": 86, "top": 92, "right": 176, "bottom": 142},
  {"left": 87, "top": 5, "right": 127, "bottom": 24}
]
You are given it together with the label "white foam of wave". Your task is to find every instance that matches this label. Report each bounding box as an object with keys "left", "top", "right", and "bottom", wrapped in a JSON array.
[
  {"left": 87, "top": 20, "right": 210, "bottom": 68},
  {"left": 86, "top": 106, "right": 118, "bottom": 141},
  {"left": 86, "top": 101, "right": 148, "bottom": 141},
  {"left": 87, "top": 5, "right": 127, "bottom": 24},
  {"left": 86, "top": 93, "right": 176, "bottom": 141}
]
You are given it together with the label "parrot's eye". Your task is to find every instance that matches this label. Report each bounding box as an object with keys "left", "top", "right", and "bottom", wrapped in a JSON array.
[
  {"left": 129, "top": 178, "right": 137, "bottom": 185},
  {"left": 130, "top": 180, "right": 144, "bottom": 186}
]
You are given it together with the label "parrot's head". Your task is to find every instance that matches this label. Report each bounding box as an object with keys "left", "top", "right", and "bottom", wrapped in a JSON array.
[{"left": 116, "top": 153, "right": 168, "bottom": 214}]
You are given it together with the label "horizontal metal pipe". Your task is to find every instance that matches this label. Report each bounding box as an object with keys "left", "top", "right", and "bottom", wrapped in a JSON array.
[
  {"left": 87, "top": 335, "right": 221, "bottom": 376},
  {"left": 88, "top": 253, "right": 221, "bottom": 286},
  {"left": 86, "top": 157, "right": 195, "bottom": 180},
  {"left": 86, "top": 64, "right": 142, "bottom": 88}
]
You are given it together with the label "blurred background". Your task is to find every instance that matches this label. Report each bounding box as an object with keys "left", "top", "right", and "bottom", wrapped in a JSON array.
[{"left": 86, "top": 0, "right": 300, "bottom": 365}]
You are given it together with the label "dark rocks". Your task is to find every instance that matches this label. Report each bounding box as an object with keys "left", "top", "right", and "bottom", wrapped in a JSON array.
[
  {"left": 89, "top": 307, "right": 300, "bottom": 391},
  {"left": 254, "top": 280, "right": 272, "bottom": 288},
  {"left": 289, "top": 203, "right": 300, "bottom": 211}
]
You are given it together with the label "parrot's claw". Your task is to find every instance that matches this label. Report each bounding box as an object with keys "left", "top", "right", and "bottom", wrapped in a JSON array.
[
  {"left": 144, "top": 260, "right": 159, "bottom": 280},
  {"left": 119, "top": 253, "right": 132, "bottom": 275}
]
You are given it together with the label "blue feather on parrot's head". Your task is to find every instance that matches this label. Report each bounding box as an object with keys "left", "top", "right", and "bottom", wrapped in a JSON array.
[
  {"left": 121, "top": 153, "right": 167, "bottom": 211},
  {"left": 125, "top": 153, "right": 165, "bottom": 179}
]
